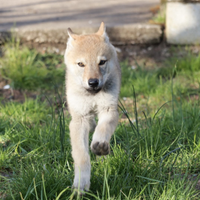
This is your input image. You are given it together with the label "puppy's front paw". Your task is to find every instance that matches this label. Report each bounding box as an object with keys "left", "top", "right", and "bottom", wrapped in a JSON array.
[{"left": 91, "top": 141, "right": 110, "bottom": 156}]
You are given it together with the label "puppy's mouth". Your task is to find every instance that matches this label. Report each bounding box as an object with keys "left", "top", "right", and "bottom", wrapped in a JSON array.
[{"left": 86, "top": 87, "right": 102, "bottom": 94}]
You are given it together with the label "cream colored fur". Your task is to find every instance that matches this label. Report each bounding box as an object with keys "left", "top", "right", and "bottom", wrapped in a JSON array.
[{"left": 64, "top": 22, "right": 121, "bottom": 192}]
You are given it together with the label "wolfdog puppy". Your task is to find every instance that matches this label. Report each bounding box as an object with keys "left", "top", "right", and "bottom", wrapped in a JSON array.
[{"left": 64, "top": 22, "right": 121, "bottom": 192}]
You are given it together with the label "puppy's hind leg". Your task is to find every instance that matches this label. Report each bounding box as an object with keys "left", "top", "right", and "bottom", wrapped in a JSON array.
[
  {"left": 91, "top": 108, "right": 119, "bottom": 156},
  {"left": 70, "top": 116, "right": 91, "bottom": 192}
]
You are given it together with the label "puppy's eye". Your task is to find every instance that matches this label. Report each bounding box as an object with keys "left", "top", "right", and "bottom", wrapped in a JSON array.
[
  {"left": 78, "top": 62, "right": 85, "bottom": 67},
  {"left": 99, "top": 60, "right": 107, "bottom": 65}
]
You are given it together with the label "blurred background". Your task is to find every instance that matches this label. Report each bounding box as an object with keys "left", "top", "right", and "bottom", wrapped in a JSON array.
[{"left": 0, "top": 1, "right": 200, "bottom": 199}]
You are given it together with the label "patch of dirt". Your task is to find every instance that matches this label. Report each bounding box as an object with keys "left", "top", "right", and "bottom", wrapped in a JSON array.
[
  {"left": 0, "top": 88, "right": 37, "bottom": 103},
  {"left": 24, "top": 41, "right": 173, "bottom": 68}
]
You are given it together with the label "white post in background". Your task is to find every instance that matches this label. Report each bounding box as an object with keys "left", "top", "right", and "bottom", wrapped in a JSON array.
[{"left": 166, "top": 0, "right": 200, "bottom": 44}]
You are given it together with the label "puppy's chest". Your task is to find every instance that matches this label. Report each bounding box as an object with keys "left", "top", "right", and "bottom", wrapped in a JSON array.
[
  {"left": 89, "top": 101, "right": 98, "bottom": 114},
  {"left": 78, "top": 96, "right": 99, "bottom": 115}
]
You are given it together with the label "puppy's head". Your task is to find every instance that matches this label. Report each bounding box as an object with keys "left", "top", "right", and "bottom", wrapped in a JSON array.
[{"left": 65, "top": 22, "right": 117, "bottom": 93}]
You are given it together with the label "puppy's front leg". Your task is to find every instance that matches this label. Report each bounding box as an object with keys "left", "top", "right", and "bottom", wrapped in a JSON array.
[
  {"left": 70, "top": 116, "right": 91, "bottom": 191},
  {"left": 91, "top": 108, "right": 119, "bottom": 156}
]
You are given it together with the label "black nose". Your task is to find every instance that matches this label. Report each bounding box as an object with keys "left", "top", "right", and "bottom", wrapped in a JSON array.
[{"left": 88, "top": 78, "right": 99, "bottom": 88}]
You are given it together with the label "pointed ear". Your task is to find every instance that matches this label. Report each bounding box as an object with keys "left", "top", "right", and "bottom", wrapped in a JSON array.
[
  {"left": 66, "top": 28, "right": 77, "bottom": 50},
  {"left": 96, "top": 22, "right": 106, "bottom": 37},
  {"left": 67, "top": 28, "right": 78, "bottom": 40}
]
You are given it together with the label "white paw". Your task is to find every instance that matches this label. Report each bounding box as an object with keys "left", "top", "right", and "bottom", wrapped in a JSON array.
[{"left": 73, "top": 174, "right": 90, "bottom": 192}]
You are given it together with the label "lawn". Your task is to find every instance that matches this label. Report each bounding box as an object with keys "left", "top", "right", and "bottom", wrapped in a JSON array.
[{"left": 0, "top": 41, "right": 200, "bottom": 199}]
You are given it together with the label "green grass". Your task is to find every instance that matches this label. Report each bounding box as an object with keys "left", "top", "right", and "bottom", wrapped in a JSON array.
[
  {"left": 1, "top": 89, "right": 200, "bottom": 199},
  {"left": 0, "top": 43, "right": 200, "bottom": 199},
  {"left": 0, "top": 40, "right": 65, "bottom": 91}
]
